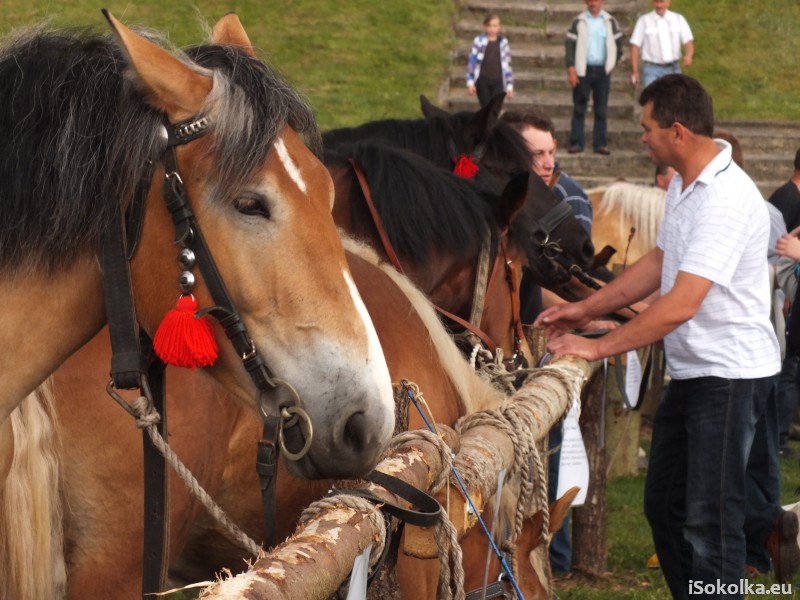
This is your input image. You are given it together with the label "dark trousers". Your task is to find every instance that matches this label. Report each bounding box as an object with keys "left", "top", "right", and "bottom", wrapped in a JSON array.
[
  {"left": 777, "top": 354, "right": 799, "bottom": 448},
  {"left": 570, "top": 65, "right": 610, "bottom": 151},
  {"left": 744, "top": 374, "right": 782, "bottom": 572},
  {"left": 476, "top": 77, "right": 504, "bottom": 108},
  {"left": 644, "top": 376, "right": 775, "bottom": 599}
]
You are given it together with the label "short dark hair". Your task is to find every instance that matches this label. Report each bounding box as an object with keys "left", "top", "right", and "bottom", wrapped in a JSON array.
[
  {"left": 484, "top": 13, "right": 500, "bottom": 25},
  {"left": 794, "top": 147, "right": 800, "bottom": 171},
  {"left": 500, "top": 109, "right": 557, "bottom": 137},
  {"left": 638, "top": 74, "right": 714, "bottom": 137}
]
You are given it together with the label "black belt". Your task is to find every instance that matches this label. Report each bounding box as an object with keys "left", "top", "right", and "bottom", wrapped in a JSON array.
[{"left": 644, "top": 60, "right": 678, "bottom": 67}]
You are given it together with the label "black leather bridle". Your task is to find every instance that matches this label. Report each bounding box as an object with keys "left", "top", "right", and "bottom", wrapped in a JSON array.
[{"left": 101, "top": 113, "right": 307, "bottom": 597}]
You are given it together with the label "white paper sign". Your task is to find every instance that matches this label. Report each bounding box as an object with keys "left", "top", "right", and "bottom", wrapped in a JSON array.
[
  {"left": 556, "top": 404, "right": 589, "bottom": 506},
  {"left": 345, "top": 543, "right": 372, "bottom": 600},
  {"left": 624, "top": 350, "right": 642, "bottom": 408}
]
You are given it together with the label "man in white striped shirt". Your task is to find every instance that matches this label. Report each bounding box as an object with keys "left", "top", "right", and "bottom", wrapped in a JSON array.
[{"left": 535, "top": 74, "right": 783, "bottom": 599}]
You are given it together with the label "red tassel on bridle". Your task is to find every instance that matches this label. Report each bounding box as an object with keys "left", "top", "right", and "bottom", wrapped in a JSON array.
[
  {"left": 453, "top": 154, "right": 480, "bottom": 178},
  {"left": 153, "top": 294, "right": 218, "bottom": 369}
]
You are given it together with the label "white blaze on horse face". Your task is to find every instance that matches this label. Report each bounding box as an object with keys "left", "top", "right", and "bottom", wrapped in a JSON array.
[
  {"left": 343, "top": 269, "right": 395, "bottom": 418},
  {"left": 274, "top": 136, "right": 308, "bottom": 195}
]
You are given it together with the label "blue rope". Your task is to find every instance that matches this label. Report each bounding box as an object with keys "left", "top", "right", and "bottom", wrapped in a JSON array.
[{"left": 402, "top": 382, "right": 525, "bottom": 600}]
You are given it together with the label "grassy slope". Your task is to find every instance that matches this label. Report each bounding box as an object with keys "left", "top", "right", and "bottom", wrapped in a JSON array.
[
  {"left": 660, "top": 0, "right": 800, "bottom": 121},
  {"left": 0, "top": 0, "right": 455, "bottom": 130}
]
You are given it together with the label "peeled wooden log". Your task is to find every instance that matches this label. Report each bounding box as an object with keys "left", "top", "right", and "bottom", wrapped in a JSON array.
[
  {"left": 201, "top": 356, "right": 595, "bottom": 596},
  {"left": 200, "top": 431, "right": 451, "bottom": 600},
  {"left": 404, "top": 355, "right": 597, "bottom": 557}
]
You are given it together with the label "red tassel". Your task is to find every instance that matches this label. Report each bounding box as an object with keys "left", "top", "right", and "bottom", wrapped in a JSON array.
[
  {"left": 153, "top": 294, "right": 218, "bottom": 369},
  {"left": 453, "top": 154, "right": 480, "bottom": 179}
]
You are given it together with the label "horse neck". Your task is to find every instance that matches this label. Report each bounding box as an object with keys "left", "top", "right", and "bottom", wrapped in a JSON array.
[{"left": 0, "top": 253, "right": 105, "bottom": 424}]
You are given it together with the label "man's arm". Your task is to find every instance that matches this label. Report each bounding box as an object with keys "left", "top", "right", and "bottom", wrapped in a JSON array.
[
  {"left": 630, "top": 44, "right": 641, "bottom": 84},
  {"left": 545, "top": 269, "right": 713, "bottom": 361},
  {"left": 683, "top": 40, "right": 694, "bottom": 67}
]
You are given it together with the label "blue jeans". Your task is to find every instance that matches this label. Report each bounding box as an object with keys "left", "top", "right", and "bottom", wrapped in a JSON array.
[
  {"left": 641, "top": 61, "right": 682, "bottom": 88},
  {"left": 644, "top": 376, "right": 775, "bottom": 599},
  {"left": 569, "top": 65, "right": 610, "bottom": 151},
  {"left": 777, "top": 355, "right": 799, "bottom": 448},
  {"left": 548, "top": 424, "right": 572, "bottom": 572},
  {"left": 744, "top": 374, "right": 782, "bottom": 573}
]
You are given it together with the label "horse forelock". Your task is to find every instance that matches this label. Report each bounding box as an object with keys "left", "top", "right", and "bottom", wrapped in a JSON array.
[
  {"left": 185, "top": 44, "right": 321, "bottom": 206},
  {"left": 345, "top": 142, "right": 497, "bottom": 266}
]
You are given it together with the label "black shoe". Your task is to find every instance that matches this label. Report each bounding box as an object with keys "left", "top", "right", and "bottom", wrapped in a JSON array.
[
  {"left": 567, "top": 145, "right": 583, "bottom": 154},
  {"left": 767, "top": 510, "right": 800, "bottom": 584},
  {"left": 594, "top": 147, "right": 611, "bottom": 155}
]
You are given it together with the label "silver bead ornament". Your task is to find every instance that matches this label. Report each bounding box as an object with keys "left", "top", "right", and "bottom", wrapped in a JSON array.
[
  {"left": 178, "top": 248, "right": 196, "bottom": 270},
  {"left": 178, "top": 270, "right": 195, "bottom": 294}
]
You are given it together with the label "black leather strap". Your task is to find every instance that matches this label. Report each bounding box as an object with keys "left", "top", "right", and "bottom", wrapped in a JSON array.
[
  {"left": 141, "top": 341, "right": 169, "bottom": 596},
  {"left": 256, "top": 417, "right": 281, "bottom": 548},
  {"left": 362, "top": 470, "right": 442, "bottom": 527},
  {"left": 465, "top": 580, "right": 512, "bottom": 600}
]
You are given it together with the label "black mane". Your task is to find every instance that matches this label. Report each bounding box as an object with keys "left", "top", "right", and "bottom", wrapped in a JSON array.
[
  {"left": 326, "top": 141, "right": 499, "bottom": 266},
  {"left": 323, "top": 110, "right": 533, "bottom": 190}
]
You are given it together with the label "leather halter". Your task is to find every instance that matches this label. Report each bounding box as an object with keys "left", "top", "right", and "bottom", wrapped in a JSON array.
[
  {"left": 102, "top": 114, "right": 297, "bottom": 596},
  {"left": 349, "top": 159, "right": 512, "bottom": 358}
]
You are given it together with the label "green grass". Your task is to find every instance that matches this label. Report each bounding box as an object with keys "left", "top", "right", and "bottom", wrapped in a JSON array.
[
  {"left": 0, "top": 0, "right": 454, "bottom": 130},
  {"left": 653, "top": 0, "right": 800, "bottom": 121},
  {"left": 555, "top": 438, "right": 800, "bottom": 599}
]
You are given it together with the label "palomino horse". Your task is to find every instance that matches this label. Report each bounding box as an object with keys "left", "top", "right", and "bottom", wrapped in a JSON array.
[
  {"left": 0, "top": 14, "right": 396, "bottom": 600},
  {"left": 327, "top": 141, "right": 595, "bottom": 365},
  {"left": 588, "top": 182, "right": 666, "bottom": 272},
  {"left": 45, "top": 238, "right": 549, "bottom": 599},
  {"left": 323, "top": 94, "right": 597, "bottom": 290}
]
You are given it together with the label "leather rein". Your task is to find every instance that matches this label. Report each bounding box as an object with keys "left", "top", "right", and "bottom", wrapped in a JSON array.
[{"left": 101, "top": 114, "right": 307, "bottom": 596}]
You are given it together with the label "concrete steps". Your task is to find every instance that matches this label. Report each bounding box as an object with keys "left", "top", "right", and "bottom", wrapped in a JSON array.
[{"left": 444, "top": 0, "right": 799, "bottom": 198}]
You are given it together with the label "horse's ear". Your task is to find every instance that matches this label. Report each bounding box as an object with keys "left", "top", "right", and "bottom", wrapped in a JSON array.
[
  {"left": 103, "top": 10, "right": 212, "bottom": 122},
  {"left": 494, "top": 171, "right": 529, "bottom": 228},
  {"left": 420, "top": 95, "right": 451, "bottom": 120},
  {"left": 463, "top": 92, "right": 504, "bottom": 146},
  {"left": 549, "top": 487, "right": 580, "bottom": 533},
  {"left": 212, "top": 13, "right": 257, "bottom": 58}
]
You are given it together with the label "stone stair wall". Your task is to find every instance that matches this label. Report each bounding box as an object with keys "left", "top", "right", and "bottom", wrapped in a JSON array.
[{"left": 443, "top": 0, "right": 800, "bottom": 197}]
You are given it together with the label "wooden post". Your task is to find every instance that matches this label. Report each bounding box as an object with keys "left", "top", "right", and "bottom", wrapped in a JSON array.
[{"left": 571, "top": 369, "right": 607, "bottom": 576}]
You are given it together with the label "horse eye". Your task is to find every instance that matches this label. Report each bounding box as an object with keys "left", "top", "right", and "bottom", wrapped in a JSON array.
[{"left": 235, "top": 193, "right": 270, "bottom": 219}]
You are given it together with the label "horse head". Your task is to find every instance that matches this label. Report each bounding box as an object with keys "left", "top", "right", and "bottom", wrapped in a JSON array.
[{"left": 105, "top": 13, "right": 394, "bottom": 478}]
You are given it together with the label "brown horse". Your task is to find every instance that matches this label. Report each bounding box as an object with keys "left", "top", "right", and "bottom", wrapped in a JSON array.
[
  {"left": 0, "top": 14, "right": 396, "bottom": 600},
  {"left": 47, "top": 238, "right": 519, "bottom": 598},
  {"left": 326, "top": 143, "right": 539, "bottom": 365}
]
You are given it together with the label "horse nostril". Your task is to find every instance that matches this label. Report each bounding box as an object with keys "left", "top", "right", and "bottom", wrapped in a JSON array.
[{"left": 343, "top": 411, "right": 368, "bottom": 455}]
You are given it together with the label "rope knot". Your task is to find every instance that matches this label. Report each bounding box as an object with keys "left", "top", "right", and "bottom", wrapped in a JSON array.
[{"left": 131, "top": 395, "right": 161, "bottom": 429}]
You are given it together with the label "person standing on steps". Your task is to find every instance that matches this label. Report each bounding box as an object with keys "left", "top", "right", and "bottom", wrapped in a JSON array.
[
  {"left": 565, "top": 0, "right": 623, "bottom": 156},
  {"left": 466, "top": 13, "right": 514, "bottom": 108},
  {"left": 630, "top": 0, "right": 693, "bottom": 89}
]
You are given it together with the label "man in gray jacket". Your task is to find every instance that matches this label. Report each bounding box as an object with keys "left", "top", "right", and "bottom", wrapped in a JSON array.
[{"left": 565, "top": 0, "right": 624, "bottom": 155}]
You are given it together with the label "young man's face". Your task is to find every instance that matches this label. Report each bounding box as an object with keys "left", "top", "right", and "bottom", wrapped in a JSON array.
[
  {"left": 640, "top": 102, "right": 673, "bottom": 166},
  {"left": 520, "top": 126, "right": 557, "bottom": 185},
  {"left": 586, "top": 0, "right": 603, "bottom": 16}
]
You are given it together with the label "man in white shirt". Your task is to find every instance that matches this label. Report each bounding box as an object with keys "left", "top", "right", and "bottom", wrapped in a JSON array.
[
  {"left": 630, "top": 0, "right": 693, "bottom": 88},
  {"left": 535, "top": 74, "right": 786, "bottom": 599}
]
